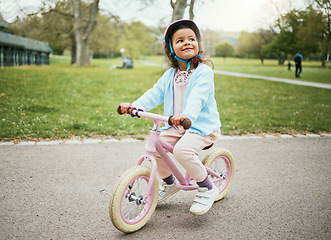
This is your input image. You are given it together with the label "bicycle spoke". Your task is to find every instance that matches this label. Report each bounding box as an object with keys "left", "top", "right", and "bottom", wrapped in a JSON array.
[
  {"left": 210, "top": 156, "right": 230, "bottom": 189},
  {"left": 124, "top": 203, "right": 137, "bottom": 220}
]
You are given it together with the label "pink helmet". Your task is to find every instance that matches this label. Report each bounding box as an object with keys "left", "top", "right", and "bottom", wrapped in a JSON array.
[
  {"left": 163, "top": 19, "right": 200, "bottom": 48},
  {"left": 163, "top": 19, "right": 201, "bottom": 71}
]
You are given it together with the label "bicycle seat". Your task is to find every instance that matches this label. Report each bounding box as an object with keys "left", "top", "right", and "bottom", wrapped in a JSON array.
[{"left": 202, "top": 143, "right": 213, "bottom": 150}]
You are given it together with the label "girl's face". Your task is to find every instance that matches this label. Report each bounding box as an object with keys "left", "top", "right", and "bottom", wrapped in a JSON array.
[{"left": 171, "top": 28, "right": 199, "bottom": 61}]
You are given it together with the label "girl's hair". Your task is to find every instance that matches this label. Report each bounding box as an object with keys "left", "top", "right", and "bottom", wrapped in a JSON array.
[{"left": 164, "top": 23, "right": 213, "bottom": 69}]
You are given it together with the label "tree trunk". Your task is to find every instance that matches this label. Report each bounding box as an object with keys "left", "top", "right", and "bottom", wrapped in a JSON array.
[
  {"left": 70, "top": 0, "right": 99, "bottom": 66},
  {"left": 278, "top": 53, "right": 283, "bottom": 65},
  {"left": 75, "top": 32, "right": 90, "bottom": 66},
  {"left": 71, "top": 34, "right": 76, "bottom": 64},
  {"left": 321, "top": 15, "right": 330, "bottom": 68},
  {"left": 189, "top": 0, "right": 195, "bottom": 20},
  {"left": 170, "top": 0, "right": 187, "bottom": 22},
  {"left": 260, "top": 57, "right": 264, "bottom": 64}
]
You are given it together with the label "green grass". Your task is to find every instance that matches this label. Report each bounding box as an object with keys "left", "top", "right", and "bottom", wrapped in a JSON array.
[
  {"left": 0, "top": 56, "right": 330, "bottom": 141},
  {"left": 215, "top": 74, "right": 330, "bottom": 135}
]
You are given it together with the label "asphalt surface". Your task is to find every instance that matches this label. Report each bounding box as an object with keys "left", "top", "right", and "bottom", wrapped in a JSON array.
[{"left": 1, "top": 137, "right": 330, "bottom": 239}]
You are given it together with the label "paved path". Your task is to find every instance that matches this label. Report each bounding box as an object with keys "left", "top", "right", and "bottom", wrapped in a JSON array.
[
  {"left": 141, "top": 61, "right": 331, "bottom": 89},
  {"left": 1, "top": 137, "right": 330, "bottom": 239}
]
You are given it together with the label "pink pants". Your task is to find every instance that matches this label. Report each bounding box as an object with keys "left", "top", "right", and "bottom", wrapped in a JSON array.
[{"left": 154, "top": 127, "right": 219, "bottom": 182}]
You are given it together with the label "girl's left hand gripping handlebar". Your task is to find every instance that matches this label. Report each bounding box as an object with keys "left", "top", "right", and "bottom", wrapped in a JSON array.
[{"left": 168, "top": 116, "right": 191, "bottom": 130}]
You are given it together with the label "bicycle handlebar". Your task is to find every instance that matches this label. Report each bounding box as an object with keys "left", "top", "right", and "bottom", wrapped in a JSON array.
[{"left": 117, "top": 105, "right": 192, "bottom": 130}]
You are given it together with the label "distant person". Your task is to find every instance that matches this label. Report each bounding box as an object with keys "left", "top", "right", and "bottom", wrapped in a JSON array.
[
  {"left": 287, "top": 60, "right": 291, "bottom": 71},
  {"left": 121, "top": 57, "right": 133, "bottom": 68},
  {"left": 294, "top": 52, "right": 303, "bottom": 78},
  {"left": 114, "top": 57, "right": 133, "bottom": 69},
  {"left": 126, "top": 58, "right": 133, "bottom": 68}
]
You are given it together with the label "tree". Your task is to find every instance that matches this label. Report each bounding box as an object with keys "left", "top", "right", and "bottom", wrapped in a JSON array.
[
  {"left": 117, "top": 21, "right": 157, "bottom": 58},
  {"left": 255, "top": 29, "right": 275, "bottom": 64},
  {"left": 214, "top": 41, "right": 234, "bottom": 59},
  {"left": 236, "top": 29, "right": 274, "bottom": 64},
  {"left": 7, "top": 1, "right": 74, "bottom": 56},
  {"left": 236, "top": 31, "right": 257, "bottom": 58},
  {"left": 188, "top": 0, "right": 196, "bottom": 20},
  {"left": 269, "top": 7, "right": 325, "bottom": 64},
  {"left": 312, "top": 0, "right": 331, "bottom": 67},
  {"left": 296, "top": 6, "right": 324, "bottom": 59},
  {"left": 171, "top": 0, "right": 187, "bottom": 21},
  {"left": 275, "top": 9, "right": 302, "bottom": 63},
  {"left": 9, "top": 0, "right": 100, "bottom": 65},
  {"left": 268, "top": 9, "right": 308, "bottom": 64},
  {"left": 40, "top": 1, "right": 73, "bottom": 56},
  {"left": 70, "top": 0, "right": 99, "bottom": 66}
]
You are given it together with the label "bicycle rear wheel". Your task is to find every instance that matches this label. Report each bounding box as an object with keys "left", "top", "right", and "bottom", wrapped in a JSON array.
[
  {"left": 202, "top": 147, "right": 235, "bottom": 201},
  {"left": 109, "top": 166, "right": 159, "bottom": 233}
]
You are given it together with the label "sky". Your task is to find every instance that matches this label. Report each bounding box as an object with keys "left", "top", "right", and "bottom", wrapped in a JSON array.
[{"left": 1, "top": 0, "right": 309, "bottom": 32}]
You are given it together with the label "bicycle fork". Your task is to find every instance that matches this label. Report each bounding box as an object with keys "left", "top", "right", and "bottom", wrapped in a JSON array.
[{"left": 132, "top": 128, "right": 160, "bottom": 205}]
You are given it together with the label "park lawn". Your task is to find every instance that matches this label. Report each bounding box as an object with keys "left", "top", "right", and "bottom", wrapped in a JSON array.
[
  {"left": 212, "top": 57, "right": 331, "bottom": 84},
  {"left": 0, "top": 57, "right": 330, "bottom": 141},
  {"left": 214, "top": 74, "right": 330, "bottom": 135}
]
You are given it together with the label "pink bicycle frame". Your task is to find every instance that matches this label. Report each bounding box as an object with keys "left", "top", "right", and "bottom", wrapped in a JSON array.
[{"left": 132, "top": 110, "right": 221, "bottom": 200}]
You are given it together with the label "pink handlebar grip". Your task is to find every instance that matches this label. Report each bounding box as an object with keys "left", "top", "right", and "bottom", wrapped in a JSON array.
[{"left": 117, "top": 105, "right": 124, "bottom": 115}]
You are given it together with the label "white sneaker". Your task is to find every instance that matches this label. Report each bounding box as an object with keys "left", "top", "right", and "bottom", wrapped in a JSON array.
[
  {"left": 158, "top": 182, "right": 180, "bottom": 203},
  {"left": 189, "top": 184, "right": 219, "bottom": 215}
]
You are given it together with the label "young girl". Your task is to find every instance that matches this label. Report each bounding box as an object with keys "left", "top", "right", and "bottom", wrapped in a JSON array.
[{"left": 119, "top": 20, "right": 221, "bottom": 215}]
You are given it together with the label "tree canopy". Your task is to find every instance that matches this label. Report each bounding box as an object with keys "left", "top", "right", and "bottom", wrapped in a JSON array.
[
  {"left": 214, "top": 41, "right": 234, "bottom": 59},
  {"left": 3, "top": 0, "right": 330, "bottom": 67},
  {"left": 236, "top": 2, "right": 329, "bottom": 66}
]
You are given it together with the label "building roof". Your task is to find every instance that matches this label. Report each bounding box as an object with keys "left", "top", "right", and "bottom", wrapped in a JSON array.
[{"left": 0, "top": 31, "right": 52, "bottom": 53}]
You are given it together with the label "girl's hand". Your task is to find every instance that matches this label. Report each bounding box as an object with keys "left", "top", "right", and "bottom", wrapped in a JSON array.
[
  {"left": 172, "top": 113, "right": 188, "bottom": 126},
  {"left": 119, "top": 102, "right": 133, "bottom": 114}
]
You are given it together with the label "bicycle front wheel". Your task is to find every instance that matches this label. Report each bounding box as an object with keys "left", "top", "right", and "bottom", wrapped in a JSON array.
[
  {"left": 109, "top": 166, "right": 159, "bottom": 233},
  {"left": 202, "top": 147, "right": 235, "bottom": 201}
]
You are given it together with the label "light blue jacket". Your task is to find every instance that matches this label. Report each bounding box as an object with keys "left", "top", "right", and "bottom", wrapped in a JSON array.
[{"left": 132, "top": 63, "right": 221, "bottom": 135}]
